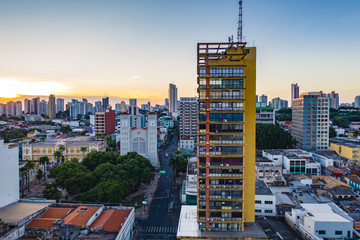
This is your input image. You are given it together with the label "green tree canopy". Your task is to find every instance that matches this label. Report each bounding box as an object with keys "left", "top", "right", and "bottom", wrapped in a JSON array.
[{"left": 256, "top": 123, "right": 297, "bottom": 150}]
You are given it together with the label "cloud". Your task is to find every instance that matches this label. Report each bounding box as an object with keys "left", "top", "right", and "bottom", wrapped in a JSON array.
[{"left": 129, "top": 75, "right": 140, "bottom": 80}]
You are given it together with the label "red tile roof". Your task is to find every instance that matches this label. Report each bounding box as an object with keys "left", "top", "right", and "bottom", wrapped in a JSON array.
[
  {"left": 27, "top": 208, "right": 72, "bottom": 229},
  {"left": 62, "top": 206, "right": 100, "bottom": 227},
  {"left": 90, "top": 209, "right": 131, "bottom": 232},
  {"left": 41, "top": 208, "right": 72, "bottom": 219}
]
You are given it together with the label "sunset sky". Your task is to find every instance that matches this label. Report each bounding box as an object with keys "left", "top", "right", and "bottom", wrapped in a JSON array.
[{"left": 0, "top": 0, "right": 359, "bottom": 104}]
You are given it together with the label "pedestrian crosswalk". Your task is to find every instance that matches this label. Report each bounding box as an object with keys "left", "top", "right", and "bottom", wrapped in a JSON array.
[{"left": 140, "top": 226, "right": 177, "bottom": 233}]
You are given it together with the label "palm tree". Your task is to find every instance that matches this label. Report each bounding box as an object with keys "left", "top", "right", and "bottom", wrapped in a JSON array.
[
  {"left": 39, "top": 156, "right": 50, "bottom": 181},
  {"left": 80, "top": 146, "right": 88, "bottom": 159},
  {"left": 53, "top": 150, "right": 61, "bottom": 164},
  {"left": 58, "top": 145, "right": 66, "bottom": 163},
  {"left": 19, "top": 166, "right": 27, "bottom": 197},
  {"left": 24, "top": 160, "right": 35, "bottom": 192}
]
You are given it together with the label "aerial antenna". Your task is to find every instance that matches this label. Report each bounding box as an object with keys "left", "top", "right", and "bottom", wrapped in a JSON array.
[{"left": 237, "top": 0, "right": 243, "bottom": 42}]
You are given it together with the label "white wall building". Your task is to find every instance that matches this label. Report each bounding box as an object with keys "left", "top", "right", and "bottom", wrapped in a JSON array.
[
  {"left": 179, "top": 137, "right": 195, "bottom": 152},
  {"left": 179, "top": 97, "right": 198, "bottom": 140},
  {"left": 285, "top": 203, "right": 353, "bottom": 239},
  {"left": 255, "top": 180, "right": 276, "bottom": 216},
  {"left": 169, "top": 83, "right": 178, "bottom": 113},
  {"left": 0, "top": 140, "right": 19, "bottom": 208},
  {"left": 120, "top": 113, "right": 158, "bottom": 166}
]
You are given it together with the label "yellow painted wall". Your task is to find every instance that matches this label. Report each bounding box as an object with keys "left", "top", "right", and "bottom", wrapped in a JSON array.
[{"left": 330, "top": 142, "right": 360, "bottom": 164}]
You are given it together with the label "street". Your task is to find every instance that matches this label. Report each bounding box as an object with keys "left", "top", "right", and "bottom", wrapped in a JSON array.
[{"left": 136, "top": 134, "right": 181, "bottom": 240}]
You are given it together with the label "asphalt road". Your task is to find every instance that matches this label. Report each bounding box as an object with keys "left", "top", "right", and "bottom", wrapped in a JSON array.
[{"left": 137, "top": 135, "right": 181, "bottom": 240}]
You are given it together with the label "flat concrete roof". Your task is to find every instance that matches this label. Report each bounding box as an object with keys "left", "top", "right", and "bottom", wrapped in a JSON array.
[
  {"left": 177, "top": 205, "right": 267, "bottom": 239},
  {"left": 0, "top": 202, "right": 52, "bottom": 225}
]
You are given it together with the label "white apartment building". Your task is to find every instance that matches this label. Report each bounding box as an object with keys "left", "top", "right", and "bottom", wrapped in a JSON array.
[
  {"left": 169, "top": 84, "right": 178, "bottom": 113},
  {"left": 256, "top": 106, "right": 275, "bottom": 124},
  {"left": 285, "top": 203, "right": 353, "bottom": 239},
  {"left": 0, "top": 140, "right": 19, "bottom": 208},
  {"left": 179, "top": 97, "right": 198, "bottom": 140}
]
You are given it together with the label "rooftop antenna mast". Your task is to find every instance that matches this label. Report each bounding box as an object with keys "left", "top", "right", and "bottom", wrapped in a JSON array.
[{"left": 237, "top": 0, "right": 243, "bottom": 42}]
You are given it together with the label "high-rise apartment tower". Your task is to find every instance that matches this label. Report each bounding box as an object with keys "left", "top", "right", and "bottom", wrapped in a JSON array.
[
  {"left": 179, "top": 97, "right": 198, "bottom": 140},
  {"left": 169, "top": 84, "right": 178, "bottom": 113},
  {"left": 292, "top": 92, "right": 329, "bottom": 151},
  {"left": 48, "top": 94, "right": 56, "bottom": 118},
  {"left": 197, "top": 42, "right": 256, "bottom": 232},
  {"left": 291, "top": 83, "right": 300, "bottom": 106}
]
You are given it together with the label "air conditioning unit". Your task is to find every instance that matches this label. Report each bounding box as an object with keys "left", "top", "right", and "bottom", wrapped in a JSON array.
[
  {"left": 220, "top": 164, "right": 224, "bottom": 166},
  {"left": 222, "top": 218, "right": 225, "bottom": 221},
  {"left": 223, "top": 185, "right": 226, "bottom": 188},
  {"left": 210, "top": 218, "right": 214, "bottom": 221},
  {"left": 225, "top": 164, "right": 229, "bottom": 166},
  {"left": 206, "top": 163, "right": 210, "bottom": 166},
  {"left": 206, "top": 218, "right": 210, "bottom": 221},
  {"left": 228, "top": 196, "right": 231, "bottom": 199},
  {"left": 200, "top": 184, "right": 204, "bottom": 188},
  {"left": 213, "top": 186, "right": 217, "bottom": 188},
  {"left": 234, "top": 186, "right": 237, "bottom": 189}
]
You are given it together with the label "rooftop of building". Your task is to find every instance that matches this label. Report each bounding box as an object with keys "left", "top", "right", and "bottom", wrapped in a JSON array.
[
  {"left": 256, "top": 161, "right": 281, "bottom": 168},
  {"left": 62, "top": 206, "right": 101, "bottom": 227},
  {"left": 331, "top": 138, "right": 360, "bottom": 148},
  {"left": 29, "top": 136, "right": 102, "bottom": 145},
  {"left": 255, "top": 180, "right": 273, "bottom": 196},
  {"left": 291, "top": 175, "right": 350, "bottom": 189},
  {"left": 27, "top": 207, "right": 72, "bottom": 229},
  {"left": 313, "top": 150, "right": 348, "bottom": 161},
  {"left": 326, "top": 166, "right": 345, "bottom": 175},
  {"left": 274, "top": 193, "right": 297, "bottom": 207},
  {"left": 328, "top": 188, "right": 356, "bottom": 196},
  {"left": 0, "top": 201, "right": 54, "bottom": 226},
  {"left": 90, "top": 209, "right": 131, "bottom": 232},
  {"left": 300, "top": 203, "right": 352, "bottom": 222},
  {"left": 345, "top": 175, "right": 360, "bottom": 185},
  {"left": 177, "top": 205, "right": 267, "bottom": 239}
]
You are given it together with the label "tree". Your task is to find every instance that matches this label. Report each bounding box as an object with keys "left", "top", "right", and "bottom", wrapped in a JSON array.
[
  {"left": 36, "top": 169, "right": 43, "bottom": 184},
  {"left": 169, "top": 155, "right": 188, "bottom": 176},
  {"left": 332, "top": 116, "right": 348, "bottom": 128},
  {"left": 58, "top": 145, "right": 66, "bottom": 163},
  {"left": 104, "top": 135, "right": 116, "bottom": 152},
  {"left": 53, "top": 150, "right": 61, "bottom": 164},
  {"left": 256, "top": 123, "right": 297, "bottom": 150},
  {"left": 23, "top": 160, "right": 35, "bottom": 191},
  {"left": 43, "top": 183, "right": 61, "bottom": 201},
  {"left": 39, "top": 156, "right": 50, "bottom": 180},
  {"left": 329, "top": 126, "right": 337, "bottom": 138},
  {"left": 80, "top": 146, "right": 88, "bottom": 158},
  {"left": 60, "top": 125, "right": 72, "bottom": 134}
]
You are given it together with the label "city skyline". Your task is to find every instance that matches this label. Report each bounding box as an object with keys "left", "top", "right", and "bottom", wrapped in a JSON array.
[{"left": 1, "top": 0, "right": 360, "bottom": 103}]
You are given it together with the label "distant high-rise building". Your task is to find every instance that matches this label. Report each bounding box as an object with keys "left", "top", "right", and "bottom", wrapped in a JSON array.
[
  {"left": 179, "top": 97, "right": 198, "bottom": 140},
  {"left": 128, "top": 99, "right": 138, "bottom": 115},
  {"left": 120, "top": 101, "right": 126, "bottom": 112},
  {"left": 102, "top": 97, "right": 109, "bottom": 111},
  {"left": 82, "top": 98, "right": 88, "bottom": 115},
  {"left": 87, "top": 102, "right": 93, "bottom": 114},
  {"left": 39, "top": 100, "right": 48, "bottom": 116},
  {"left": 196, "top": 42, "right": 256, "bottom": 232},
  {"left": 354, "top": 96, "right": 360, "bottom": 108},
  {"left": 292, "top": 92, "right": 329, "bottom": 151},
  {"left": 256, "top": 95, "right": 258, "bottom": 103},
  {"left": 70, "top": 99, "right": 79, "bottom": 119},
  {"left": 5, "top": 101, "right": 16, "bottom": 116},
  {"left": 0, "top": 104, "right": 4, "bottom": 116},
  {"left": 56, "top": 98, "right": 64, "bottom": 113},
  {"left": 31, "top": 97, "right": 40, "bottom": 115},
  {"left": 115, "top": 103, "right": 121, "bottom": 113},
  {"left": 95, "top": 107, "right": 116, "bottom": 137},
  {"left": 94, "top": 101, "right": 102, "bottom": 112},
  {"left": 15, "top": 101, "right": 22, "bottom": 116},
  {"left": 24, "top": 98, "right": 31, "bottom": 114},
  {"left": 325, "top": 91, "right": 339, "bottom": 109},
  {"left": 258, "top": 94, "right": 267, "bottom": 105},
  {"left": 169, "top": 84, "right": 178, "bottom": 113},
  {"left": 271, "top": 97, "right": 288, "bottom": 110},
  {"left": 48, "top": 94, "right": 56, "bottom": 118},
  {"left": 291, "top": 83, "right": 300, "bottom": 106},
  {"left": 164, "top": 98, "right": 169, "bottom": 108}
]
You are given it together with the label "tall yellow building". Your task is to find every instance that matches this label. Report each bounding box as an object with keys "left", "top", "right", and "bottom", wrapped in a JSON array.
[
  {"left": 23, "top": 136, "right": 106, "bottom": 163},
  {"left": 177, "top": 42, "right": 266, "bottom": 240}
]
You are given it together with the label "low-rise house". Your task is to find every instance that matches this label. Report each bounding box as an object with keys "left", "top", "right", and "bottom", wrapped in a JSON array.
[
  {"left": 285, "top": 203, "right": 353, "bottom": 240},
  {"left": 324, "top": 166, "right": 345, "bottom": 180},
  {"left": 330, "top": 139, "right": 360, "bottom": 164},
  {"left": 327, "top": 188, "right": 356, "bottom": 201},
  {"left": 179, "top": 136, "right": 195, "bottom": 152},
  {"left": 344, "top": 175, "right": 360, "bottom": 193},
  {"left": 255, "top": 162, "right": 286, "bottom": 186},
  {"left": 255, "top": 180, "right": 276, "bottom": 216}
]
